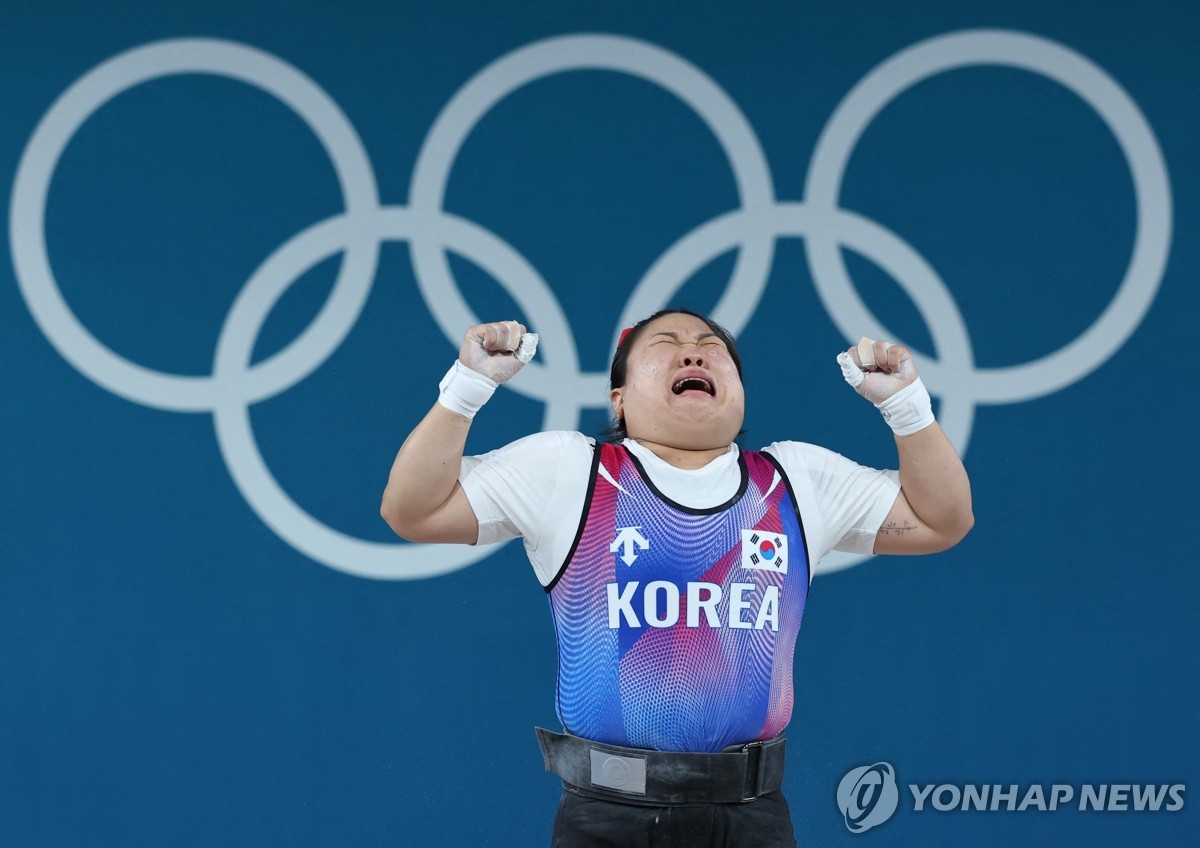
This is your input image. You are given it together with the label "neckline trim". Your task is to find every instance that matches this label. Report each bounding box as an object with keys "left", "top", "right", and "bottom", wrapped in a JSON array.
[{"left": 619, "top": 443, "right": 749, "bottom": 516}]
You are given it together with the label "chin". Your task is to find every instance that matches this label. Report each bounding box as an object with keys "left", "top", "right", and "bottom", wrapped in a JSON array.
[{"left": 669, "top": 422, "right": 742, "bottom": 450}]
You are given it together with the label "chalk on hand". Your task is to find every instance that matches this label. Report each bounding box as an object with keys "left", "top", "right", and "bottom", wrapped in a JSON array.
[
  {"left": 515, "top": 333, "right": 539, "bottom": 364},
  {"left": 837, "top": 351, "right": 865, "bottom": 388},
  {"left": 857, "top": 337, "right": 877, "bottom": 369}
]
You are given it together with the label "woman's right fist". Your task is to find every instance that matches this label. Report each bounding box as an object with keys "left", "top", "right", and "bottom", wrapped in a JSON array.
[{"left": 459, "top": 321, "right": 529, "bottom": 384}]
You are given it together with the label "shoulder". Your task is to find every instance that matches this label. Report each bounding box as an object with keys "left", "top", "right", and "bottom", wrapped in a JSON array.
[
  {"left": 760, "top": 440, "right": 849, "bottom": 472},
  {"left": 470, "top": 430, "right": 595, "bottom": 461},
  {"left": 760, "top": 440, "right": 898, "bottom": 491}
]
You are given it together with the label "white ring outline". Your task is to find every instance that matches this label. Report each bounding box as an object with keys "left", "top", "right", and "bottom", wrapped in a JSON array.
[
  {"left": 804, "top": 29, "right": 1172, "bottom": 404},
  {"left": 407, "top": 34, "right": 777, "bottom": 402},
  {"left": 10, "top": 38, "right": 381, "bottom": 411},
  {"left": 637, "top": 203, "right": 976, "bottom": 448},
  {"left": 211, "top": 208, "right": 578, "bottom": 578}
]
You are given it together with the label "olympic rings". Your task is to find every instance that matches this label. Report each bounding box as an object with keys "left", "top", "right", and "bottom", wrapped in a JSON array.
[{"left": 9, "top": 30, "right": 1172, "bottom": 579}]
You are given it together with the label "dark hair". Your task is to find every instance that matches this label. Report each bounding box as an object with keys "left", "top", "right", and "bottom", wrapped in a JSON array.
[{"left": 602, "top": 308, "right": 743, "bottom": 441}]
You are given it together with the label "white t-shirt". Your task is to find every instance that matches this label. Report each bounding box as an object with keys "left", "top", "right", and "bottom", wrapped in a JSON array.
[{"left": 459, "top": 432, "right": 901, "bottom": 586}]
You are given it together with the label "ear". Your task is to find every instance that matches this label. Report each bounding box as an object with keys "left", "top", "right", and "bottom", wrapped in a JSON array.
[{"left": 609, "top": 387, "right": 624, "bottom": 420}]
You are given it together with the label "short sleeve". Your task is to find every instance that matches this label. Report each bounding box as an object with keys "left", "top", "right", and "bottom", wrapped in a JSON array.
[
  {"left": 458, "top": 430, "right": 594, "bottom": 550},
  {"left": 762, "top": 441, "right": 901, "bottom": 562}
]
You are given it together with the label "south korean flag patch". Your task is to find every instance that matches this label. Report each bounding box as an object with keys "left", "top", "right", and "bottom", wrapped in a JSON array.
[{"left": 741, "top": 529, "right": 788, "bottom": 575}]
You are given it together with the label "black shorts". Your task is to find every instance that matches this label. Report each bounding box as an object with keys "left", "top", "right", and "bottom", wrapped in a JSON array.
[{"left": 551, "top": 785, "right": 797, "bottom": 848}]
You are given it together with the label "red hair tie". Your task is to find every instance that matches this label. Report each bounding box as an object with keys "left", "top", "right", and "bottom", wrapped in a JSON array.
[{"left": 618, "top": 327, "right": 633, "bottom": 348}]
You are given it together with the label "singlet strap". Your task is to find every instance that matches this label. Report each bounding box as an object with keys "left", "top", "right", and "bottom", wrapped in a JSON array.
[{"left": 544, "top": 441, "right": 604, "bottom": 593}]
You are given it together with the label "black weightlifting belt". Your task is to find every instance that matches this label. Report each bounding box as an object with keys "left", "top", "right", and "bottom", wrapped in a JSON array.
[{"left": 535, "top": 727, "right": 786, "bottom": 806}]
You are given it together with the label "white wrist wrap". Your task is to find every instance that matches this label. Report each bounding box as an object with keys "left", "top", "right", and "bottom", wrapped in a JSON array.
[
  {"left": 876, "top": 377, "right": 935, "bottom": 436},
  {"left": 437, "top": 361, "right": 498, "bottom": 419}
]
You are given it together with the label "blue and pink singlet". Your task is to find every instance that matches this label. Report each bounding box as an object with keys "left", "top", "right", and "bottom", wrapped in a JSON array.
[{"left": 546, "top": 443, "right": 810, "bottom": 753}]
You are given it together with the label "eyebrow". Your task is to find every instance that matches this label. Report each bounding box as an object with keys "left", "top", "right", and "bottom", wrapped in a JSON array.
[{"left": 650, "top": 331, "right": 721, "bottom": 342}]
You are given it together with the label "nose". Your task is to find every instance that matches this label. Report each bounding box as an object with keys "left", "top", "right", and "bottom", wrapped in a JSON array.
[{"left": 679, "top": 344, "right": 704, "bottom": 368}]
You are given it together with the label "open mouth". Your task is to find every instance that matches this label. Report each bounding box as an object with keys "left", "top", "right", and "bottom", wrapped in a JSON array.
[{"left": 672, "top": 377, "right": 715, "bottom": 396}]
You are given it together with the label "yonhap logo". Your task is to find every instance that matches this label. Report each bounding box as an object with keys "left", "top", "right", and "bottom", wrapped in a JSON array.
[
  {"left": 837, "top": 760, "right": 1185, "bottom": 835},
  {"left": 838, "top": 762, "right": 900, "bottom": 833}
]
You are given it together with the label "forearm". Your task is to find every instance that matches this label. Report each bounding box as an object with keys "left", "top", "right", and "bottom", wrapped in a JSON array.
[
  {"left": 894, "top": 422, "right": 973, "bottom": 540},
  {"left": 379, "top": 320, "right": 531, "bottom": 541},
  {"left": 380, "top": 403, "right": 472, "bottom": 534},
  {"left": 836, "top": 339, "right": 973, "bottom": 551}
]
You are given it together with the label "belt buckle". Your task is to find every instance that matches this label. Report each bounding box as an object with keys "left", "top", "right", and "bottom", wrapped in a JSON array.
[
  {"left": 589, "top": 748, "right": 648, "bottom": 796},
  {"left": 740, "top": 740, "right": 765, "bottom": 802}
]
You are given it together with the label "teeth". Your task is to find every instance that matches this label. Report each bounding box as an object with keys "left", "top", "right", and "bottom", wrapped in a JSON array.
[{"left": 673, "top": 378, "right": 713, "bottom": 394}]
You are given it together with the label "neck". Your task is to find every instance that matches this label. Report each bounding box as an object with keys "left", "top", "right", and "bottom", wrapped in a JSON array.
[{"left": 628, "top": 438, "right": 731, "bottom": 470}]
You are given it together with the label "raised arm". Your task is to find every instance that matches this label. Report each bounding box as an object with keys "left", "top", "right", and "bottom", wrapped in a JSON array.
[
  {"left": 838, "top": 339, "right": 974, "bottom": 555},
  {"left": 380, "top": 320, "right": 530, "bottom": 544}
]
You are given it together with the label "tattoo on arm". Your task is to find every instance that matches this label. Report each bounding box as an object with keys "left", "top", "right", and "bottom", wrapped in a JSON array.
[{"left": 879, "top": 520, "right": 917, "bottom": 536}]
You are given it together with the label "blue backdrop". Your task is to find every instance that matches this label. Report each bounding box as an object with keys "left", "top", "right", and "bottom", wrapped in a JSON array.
[{"left": 2, "top": 1, "right": 1196, "bottom": 845}]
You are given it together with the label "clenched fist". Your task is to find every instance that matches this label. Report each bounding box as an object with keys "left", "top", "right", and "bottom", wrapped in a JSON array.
[
  {"left": 837, "top": 337, "right": 919, "bottom": 405},
  {"left": 460, "top": 321, "right": 533, "bottom": 384}
]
